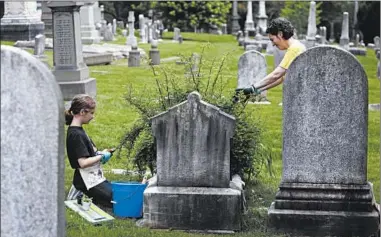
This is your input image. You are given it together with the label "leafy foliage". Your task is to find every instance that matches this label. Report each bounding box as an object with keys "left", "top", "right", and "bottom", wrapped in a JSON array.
[
  {"left": 119, "top": 44, "right": 268, "bottom": 180},
  {"left": 280, "top": 1, "right": 322, "bottom": 36},
  {"left": 156, "top": 1, "right": 232, "bottom": 31}
]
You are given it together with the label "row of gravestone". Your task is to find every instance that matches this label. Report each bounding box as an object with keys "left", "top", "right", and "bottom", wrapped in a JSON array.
[{"left": 2, "top": 44, "right": 379, "bottom": 236}]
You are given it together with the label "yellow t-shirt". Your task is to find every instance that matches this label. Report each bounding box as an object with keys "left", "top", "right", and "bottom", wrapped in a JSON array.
[{"left": 279, "top": 41, "right": 306, "bottom": 70}]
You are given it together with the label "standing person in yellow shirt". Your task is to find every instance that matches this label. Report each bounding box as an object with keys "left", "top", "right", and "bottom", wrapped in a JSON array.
[{"left": 243, "top": 18, "right": 306, "bottom": 95}]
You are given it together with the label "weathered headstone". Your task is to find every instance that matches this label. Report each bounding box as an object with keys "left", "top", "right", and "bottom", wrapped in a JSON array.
[
  {"left": 340, "top": 12, "right": 350, "bottom": 49},
  {"left": 149, "top": 40, "right": 160, "bottom": 65},
  {"left": 355, "top": 33, "right": 360, "bottom": 47},
  {"left": 116, "top": 20, "right": 124, "bottom": 29},
  {"left": 34, "top": 34, "right": 46, "bottom": 58},
  {"left": 112, "top": 19, "right": 117, "bottom": 35},
  {"left": 221, "top": 24, "right": 227, "bottom": 34},
  {"left": 80, "top": 2, "right": 101, "bottom": 44},
  {"left": 104, "top": 23, "right": 114, "bottom": 41},
  {"left": 128, "top": 45, "right": 140, "bottom": 67},
  {"left": 173, "top": 27, "right": 180, "bottom": 42},
  {"left": 268, "top": 46, "right": 379, "bottom": 236},
  {"left": 126, "top": 11, "right": 137, "bottom": 46},
  {"left": 306, "top": 1, "right": 317, "bottom": 48},
  {"left": 48, "top": 1, "right": 96, "bottom": 100},
  {"left": 99, "top": 5, "right": 107, "bottom": 38},
  {"left": 238, "top": 50, "right": 269, "bottom": 103},
  {"left": 142, "top": 92, "right": 241, "bottom": 231},
  {"left": 1, "top": 1, "right": 44, "bottom": 41},
  {"left": 1, "top": 45, "right": 65, "bottom": 237}
]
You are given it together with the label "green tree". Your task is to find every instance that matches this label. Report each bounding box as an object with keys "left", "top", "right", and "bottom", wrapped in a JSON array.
[
  {"left": 156, "top": 1, "right": 231, "bottom": 31},
  {"left": 280, "top": 1, "right": 322, "bottom": 36}
]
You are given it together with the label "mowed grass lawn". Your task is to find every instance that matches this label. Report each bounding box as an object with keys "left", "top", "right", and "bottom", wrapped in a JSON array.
[{"left": 2, "top": 32, "right": 379, "bottom": 237}]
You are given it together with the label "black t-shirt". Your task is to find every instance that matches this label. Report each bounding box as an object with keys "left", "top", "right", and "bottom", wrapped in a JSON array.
[{"left": 66, "top": 126, "right": 96, "bottom": 190}]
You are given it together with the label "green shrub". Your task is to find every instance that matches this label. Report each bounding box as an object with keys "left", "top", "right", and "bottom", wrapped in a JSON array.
[{"left": 119, "top": 43, "right": 268, "bottom": 181}]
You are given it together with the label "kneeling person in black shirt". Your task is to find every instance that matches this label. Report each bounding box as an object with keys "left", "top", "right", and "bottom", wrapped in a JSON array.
[{"left": 65, "top": 94, "right": 114, "bottom": 208}]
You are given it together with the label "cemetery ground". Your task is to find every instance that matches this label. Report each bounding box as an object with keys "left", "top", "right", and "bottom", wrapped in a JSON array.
[{"left": 2, "top": 32, "right": 379, "bottom": 237}]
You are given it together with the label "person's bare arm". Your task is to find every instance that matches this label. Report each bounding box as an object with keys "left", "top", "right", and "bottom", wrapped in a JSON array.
[
  {"left": 253, "top": 66, "right": 286, "bottom": 91},
  {"left": 78, "top": 155, "right": 102, "bottom": 168}
]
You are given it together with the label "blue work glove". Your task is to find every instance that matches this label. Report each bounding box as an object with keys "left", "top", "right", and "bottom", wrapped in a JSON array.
[
  {"left": 96, "top": 150, "right": 112, "bottom": 164},
  {"left": 242, "top": 85, "right": 261, "bottom": 95}
]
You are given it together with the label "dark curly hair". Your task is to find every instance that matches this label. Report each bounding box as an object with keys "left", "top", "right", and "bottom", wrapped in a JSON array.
[{"left": 266, "top": 17, "right": 295, "bottom": 40}]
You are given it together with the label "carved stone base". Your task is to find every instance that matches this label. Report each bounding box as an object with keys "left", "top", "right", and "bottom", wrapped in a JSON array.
[
  {"left": 0, "top": 22, "right": 44, "bottom": 41},
  {"left": 268, "top": 182, "right": 379, "bottom": 236},
  {"left": 142, "top": 186, "right": 242, "bottom": 231},
  {"left": 58, "top": 78, "right": 96, "bottom": 100}
]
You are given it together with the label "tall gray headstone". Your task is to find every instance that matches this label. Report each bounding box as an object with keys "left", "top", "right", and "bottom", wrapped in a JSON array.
[
  {"left": 126, "top": 11, "right": 137, "bottom": 46},
  {"left": 1, "top": 45, "right": 65, "bottom": 237},
  {"left": 231, "top": 0, "right": 241, "bottom": 35},
  {"left": 142, "top": 92, "right": 241, "bottom": 231},
  {"left": 103, "top": 23, "right": 114, "bottom": 41},
  {"left": 34, "top": 34, "right": 46, "bottom": 58},
  {"left": 340, "top": 12, "right": 350, "bottom": 49},
  {"left": 1, "top": 1, "right": 44, "bottom": 41},
  {"left": 80, "top": 2, "right": 101, "bottom": 44},
  {"left": 306, "top": 1, "right": 317, "bottom": 48},
  {"left": 48, "top": 1, "right": 96, "bottom": 100},
  {"left": 268, "top": 46, "right": 379, "bottom": 236}
]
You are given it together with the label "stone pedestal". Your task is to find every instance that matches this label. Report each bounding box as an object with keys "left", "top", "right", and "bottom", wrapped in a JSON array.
[
  {"left": 128, "top": 45, "right": 140, "bottom": 67},
  {"left": 80, "top": 1, "right": 101, "bottom": 44},
  {"left": 143, "top": 187, "right": 241, "bottom": 231},
  {"left": 1, "top": 1, "right": 44, "bottom": 41},
  {"left": 149, "top": 40, "right": 160, "bottom": 65},
  {"left": 268, "top": 183, "right": 378, "bottom": 237},
  {"left": 48, "top": 1, "right": 96, "bottom": 100}
]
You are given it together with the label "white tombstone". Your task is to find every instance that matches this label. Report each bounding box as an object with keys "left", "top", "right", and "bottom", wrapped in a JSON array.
[
  {"left": 256, "top": 1, "right": 268, "bottom": 35},
  {"left": 340, "top": 12, "right": 350, "bottom": 49},
  {"left": 80, "top": 2, "right": 101, "bottom": 44},
  {"left": 244, "top": 1, "right": 255, "bottom": 34},
  {"left": 126, "top": 11, "right": 137, "bottom": 46}
]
